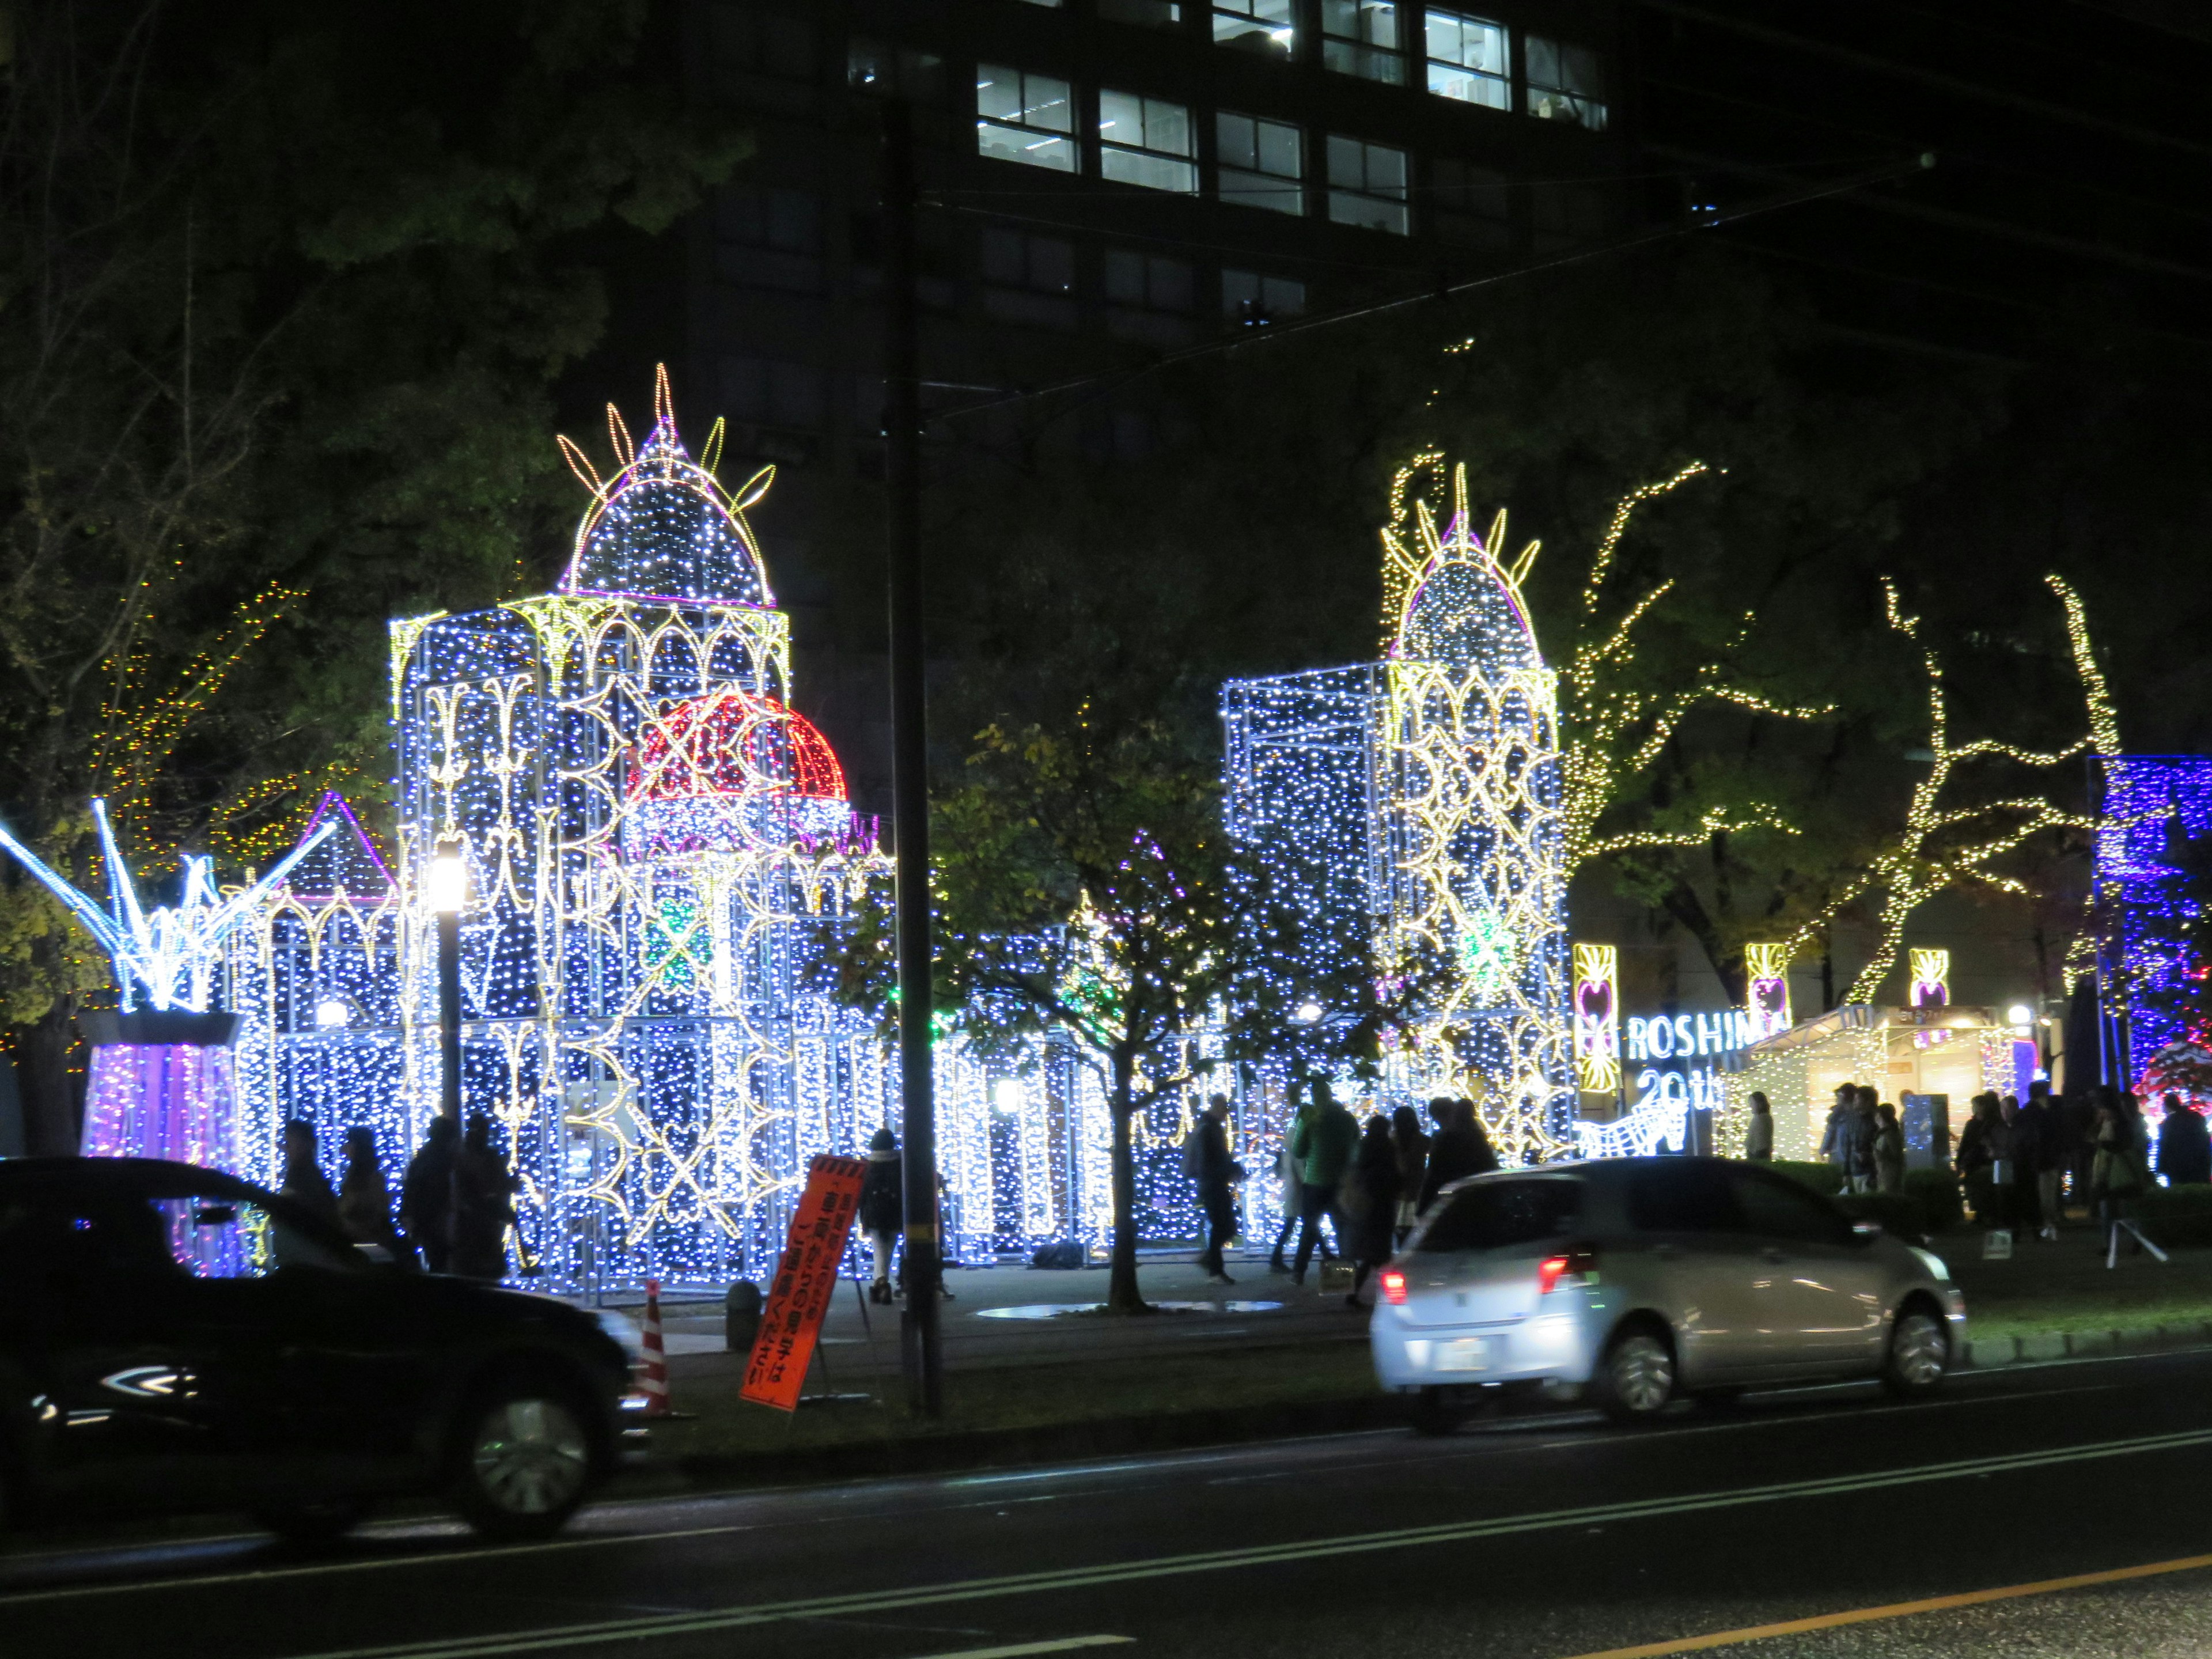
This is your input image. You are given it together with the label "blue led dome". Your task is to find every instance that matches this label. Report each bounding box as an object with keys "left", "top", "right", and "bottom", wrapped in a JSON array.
[
  {"left": 1395, "top": 516, "right": 1540, "bottom": 673},
  {"left": 559, "top": 368, "right": 774, "bottom": 607}
]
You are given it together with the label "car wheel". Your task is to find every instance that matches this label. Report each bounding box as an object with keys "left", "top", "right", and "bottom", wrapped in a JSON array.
[
  {"left": 1883, "top": 1304, "right": 1950, "bottom": 1399},
  {"left": 1594, "top": 1322, "right": 1677, "bottom": 1424},
  {"left": 1408, "top": 1387, "right": 1465, "bottom": 1437},
  {"left": 450, "top": 1384, "right": 596, "bottom": 1541},
  {"left": 254, "top": 1497, "right": 367, "bottom": 1546}
]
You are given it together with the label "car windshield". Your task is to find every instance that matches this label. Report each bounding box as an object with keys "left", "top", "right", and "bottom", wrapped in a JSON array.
[{"left": 1415, "top": 1177, "right": 1583, "bottom": 1252}]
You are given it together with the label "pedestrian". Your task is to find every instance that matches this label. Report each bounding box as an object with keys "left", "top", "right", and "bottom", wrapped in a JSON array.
[
  {"left": 399, "top": 1115, "right": 459, "bottom": 1273},
  {"left": 2091, "top": 1094, "right": 2147, "bottom": 1241},
  {"left": 337, "top": 1125, "right": 404, "bottom": 1257},
  {"left": 278, "top": 1118, "right": 339, "bottom": 1225},
  {"left": 1269, "top": 1092, "right": 1318, "bottom": 1273},
  {"left": 1188, "top": 1094, "right": 1246, "bottom": 1284},
  {"left": 1343, "top": 1115, "right": 1402, "bottom": 1307},
  {"left": 1389, "top": 1104, "right": 1429, "bottom": 1244},
  {"left": 2028, "top": 1081, "right": 2066, "bottom": 1238},
  {"left": 1817, "top": 1085, "right": 1854, "bottom": 1176},
  {"left": 859, "top": 1126, "right": 904, "bottom": 1302},
  {"left": 449, "top": 1112, "right": 518, "bottom": 1282},
  {"left": 2158, "top": 1093, "right": 2212, "bottom": 1186},
  {"left": 1289, "top": 1080, "right": 1358, "bottom": 1286},
  {"left": 1872, "top": 1103, "right": 1905, "bottom": 1195},
  {"left": 1955, "top": 1093, "right": 2006, "bottom": 1227},
  {"left": 2002, "top": 1094, "right": 2044, "bottom": 1237},
  {"left": 1743, "top": 1091, "right": 1774, "bottom": 1162},
  {"left": 1420, "top": 1098, "right": 1500, "bottom": 1210},
  {"left": 1841, "top": 1087, "right": 1878, "bottom": 1195}
]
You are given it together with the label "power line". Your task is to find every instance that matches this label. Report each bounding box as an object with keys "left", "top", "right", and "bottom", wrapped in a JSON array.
[{"left": 937, "top": 153, "right": 1937, "bottom": 425}]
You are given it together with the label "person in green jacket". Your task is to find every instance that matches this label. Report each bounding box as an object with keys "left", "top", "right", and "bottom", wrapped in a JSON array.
[{"left": 1289, "top": 1079, "right": 1359, "bottom": 1285}]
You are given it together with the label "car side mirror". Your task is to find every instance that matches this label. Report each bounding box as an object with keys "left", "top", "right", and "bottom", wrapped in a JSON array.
[{"left": 1851, "top": 1218, "right": 1882, "bottom": 1243}]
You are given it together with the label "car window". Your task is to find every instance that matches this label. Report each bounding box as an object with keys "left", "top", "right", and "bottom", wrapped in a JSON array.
[
  {"left": 1624, "top": 1162, "right": 1744, "bottom": 1234},
  {"left": 0, "top": 1192, "right": 176, "bottom": 1283},
  {"left": 153, "top": 1197, "right": 362, "bottom": 1278},
  {"left": 1730, "top": 1169, "right": 1850, "bottom": 1246},
  {"left": 1415, "top": 1178, "right": 1582, "bottom": 1253}
]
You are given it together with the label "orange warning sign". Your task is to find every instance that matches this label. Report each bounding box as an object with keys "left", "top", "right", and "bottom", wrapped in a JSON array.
[{"left": 740, "top": 1153, "right": 868, "bottom": 1412}]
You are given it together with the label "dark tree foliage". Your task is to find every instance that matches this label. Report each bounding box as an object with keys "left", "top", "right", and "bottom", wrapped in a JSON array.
[{"left": 0, "top": 0, "right": 745, "bottom": 1150}]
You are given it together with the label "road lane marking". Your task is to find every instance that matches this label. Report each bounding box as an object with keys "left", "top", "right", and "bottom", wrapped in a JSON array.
[
  {"left": 911, "top": 1642, "right": 1130, "bottom": 1659},
  {"left": 1548, "top": 1550, "right": 2212, "bottom": 1657},
  {"left": 259, "top": 1424, "right": 2212, "bottom": 1659}
]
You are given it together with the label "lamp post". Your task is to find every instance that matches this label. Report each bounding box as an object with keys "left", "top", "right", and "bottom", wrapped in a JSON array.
[{"left": 427, "top": 839, "right": 468, "bottom": 1123}]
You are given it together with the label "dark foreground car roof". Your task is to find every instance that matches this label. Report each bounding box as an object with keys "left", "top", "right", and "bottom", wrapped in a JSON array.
[{"left": 0, "top": 1157, "right": 264, "bottom": 1199}]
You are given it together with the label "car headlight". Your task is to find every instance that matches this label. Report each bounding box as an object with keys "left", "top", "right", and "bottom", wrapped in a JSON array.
[
  {"left": 1909, "top": 1246, "right": 1951, "bottom": 1282},
  {"left": 594, "top": 1308, "right": 645, "bottom": 1363}
]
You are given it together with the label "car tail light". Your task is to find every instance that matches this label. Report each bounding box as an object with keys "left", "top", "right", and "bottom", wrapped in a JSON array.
[
  {"left": 1536, "top": 1255, "right": 1571, "bottom": 1296},
  {"left": 1380, "top": 1267, "right": 1408, "bottom": 1305}
]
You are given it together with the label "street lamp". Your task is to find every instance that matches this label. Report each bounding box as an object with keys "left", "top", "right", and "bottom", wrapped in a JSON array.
[
  {"left": 429, "top": 838, "right": 468, "bottom": 1122},
  {"left": 2006, "top": 1003, "right": 2033, "bottom": 1029}
]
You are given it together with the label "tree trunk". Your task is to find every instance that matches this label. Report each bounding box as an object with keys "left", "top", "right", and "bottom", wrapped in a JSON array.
[
  {"left": 15, "top": 1002, "right": 81, "bottom": 1156},
  {"left": 1104, "top": 1050, "right": 1149, "bottom": 1314}
]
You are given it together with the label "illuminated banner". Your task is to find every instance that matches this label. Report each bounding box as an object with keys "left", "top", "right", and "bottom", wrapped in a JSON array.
[
  {"left": 1573, "top": 943, "right": 1620, "bottom": 1096},
  {"left": 741, "top": 1154, "right": 867, "bottom": 1413},
  {"left": 1744, "top": 942, "right": 1791, "bottom": 1041},
  {"left": 1624, "top": 1010, "right": 1755, "bottom": 1061}
]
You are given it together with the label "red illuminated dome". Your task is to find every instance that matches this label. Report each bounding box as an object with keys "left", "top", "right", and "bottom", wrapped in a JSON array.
[{"left": 626, "top": 690, "right": 856, "bottom": 855}]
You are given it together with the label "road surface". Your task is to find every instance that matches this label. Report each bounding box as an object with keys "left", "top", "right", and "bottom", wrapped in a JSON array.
[{"left": 7, "top": 1344, "right": 2211, "bottom": 1659}]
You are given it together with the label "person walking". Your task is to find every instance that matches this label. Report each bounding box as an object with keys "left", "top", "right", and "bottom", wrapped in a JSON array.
[
  {"left": 2091, "top": 1094, "right": 2147, "bottom": 1244},
  {"left": 278, "top": 1119, "right": 340, "bottom": 1226},
  {"left": 1743, "top": 1092, "right": 1775, "bottom": 1162},
  {"left": 2002, "top": 1094, "right": 2044, "bottom": 1237},
  {"left": 1872, "top": 1102, "right": 1906, "bottom": 1195},
  {"left": 1840, "top": 1088, "right": 1878, "bottom": 1195},
  {"left": 1955, "top": 1093, "right": 2006, "bottom": 1227},
  {"left": 399, "top": 1116, "right": 460, "bottom": 1273},
  {"left": 1420, "top": 1099, "right": 1499, "bottom": 1209},
  {"left": 2028, "top": 1081, "right": 2066, "bottom": 1238},
  {"left": 1389, "top": 1104, "right": 1429, "bottom": 1244},
  {"left": 2158, "top": 1093, "right": 2212, "bottom": 1186},
  {"left": 859, "top": 1126, "right": 904, "bottom": 1302},
  {"left": 337, "top": 1126, "right": 404, "bottom": 1257},
  {"left": 1289, "top": 1080, "right": 1357, "bottom": 1286},
  {"left": 1188, "top": 1094, "right": 1246, "bottom": 1284},
  {"left": 449, "top": 1113, "right": 518, "bottom": 1282},
  {"left": 1817, "top": 1085, "right": 1855, "bottom": 1177},
  {"left": 1343, "top": 1115, "right": 1402, "bottom": 1306}
]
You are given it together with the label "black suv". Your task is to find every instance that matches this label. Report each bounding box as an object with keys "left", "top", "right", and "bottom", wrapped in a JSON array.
[{"left": 0, "top": 1158, "right": 637, "bottom": 1541}]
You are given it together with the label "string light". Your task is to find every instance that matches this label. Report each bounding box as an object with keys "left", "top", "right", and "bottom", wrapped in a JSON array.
[{"left": 1229, "top": 455, "right": 1573, "bottom": 1165}]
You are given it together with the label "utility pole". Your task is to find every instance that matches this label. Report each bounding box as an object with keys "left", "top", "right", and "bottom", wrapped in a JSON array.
[{"left": 882, "top": 97, "right": 941, "bottom": 1416}]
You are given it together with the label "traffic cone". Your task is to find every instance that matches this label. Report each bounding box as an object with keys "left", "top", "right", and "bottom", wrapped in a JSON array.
[{"left": 641, "top": 1277, "right": 671, "bottom": 1418}]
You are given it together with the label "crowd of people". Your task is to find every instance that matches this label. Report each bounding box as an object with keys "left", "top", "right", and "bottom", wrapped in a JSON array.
[
  {"left": 1188, "top": 1085, "right": 1499, "bottom": 1306},
  {"left": 276, "top": 1112, "right": 521, "bottom": 1279}
]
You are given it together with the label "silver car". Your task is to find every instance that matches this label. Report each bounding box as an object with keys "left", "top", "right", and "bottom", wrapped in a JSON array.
[{"left": 1370, "top": 1157, "right": 1966, "bottom": 1430}]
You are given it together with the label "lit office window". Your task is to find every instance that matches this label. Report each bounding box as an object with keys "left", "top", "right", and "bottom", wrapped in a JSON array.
[
  {"left": 1100, "top": 0, "right": 1183, "bottom": 24},
  {"left": 1217, "top": 112, "right": 1305, "bottom": 215},
  {"left": 1526, "top": 36, "right": 1607, "bottom": 128},
  {"left": 1222, "top": 268, "right": 1307, "bottom": 325},
  {"left": 1214, "top": 0, "right": 1294, "bottom": 59},
  {"left": 1425, "top": 9, "right": 1508, "bottom": 108},
  {"left": 1323, "top": 1, "right": 1403, "bottom": 84},
  {"left": 1326, "top": 135, "right": 1410, "bottom": 235},
  {"left": 977, "top": 64, "right": 1076, "bottom": 171},
  {"left": 1099, "top": 91, "right": 1196, "bottom": 192}
]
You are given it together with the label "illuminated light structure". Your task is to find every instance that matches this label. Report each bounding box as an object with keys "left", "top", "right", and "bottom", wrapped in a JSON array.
[
  {"left": 231, "top": 370, "right": 918, "bottom": 1286},
  {"left": 1910, "top": 948, "right": 1950, "bottom": 1009},
  {"left": 1572, "top": 943, "right": 1620, "bottom": 1102},
  {"left": 1744, "top": 943, "right": 1791, "bottom": 1041},
  {"left": 2093, "top": 755, "right": 2212, "bottom": 1092},
  {"left": 1224, "top": 460, "right": 1571, "bottom": 1164},
  {"left": 0, "top": 798, "right": 334, "bottom": 1166}
]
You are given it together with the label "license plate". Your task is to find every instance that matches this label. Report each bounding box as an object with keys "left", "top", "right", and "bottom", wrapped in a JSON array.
[{"left": 1435, "top": 1336, "right": 1491, "bottom": 1373}]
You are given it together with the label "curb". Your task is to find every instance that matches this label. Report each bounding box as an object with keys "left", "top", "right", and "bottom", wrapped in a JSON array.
[
  {"left": 1964, "top": 1322, "right": 2212, "bottom": 1369},
  {"left": 613, "top": 1393, "right": 1410, "bottom": 1496}
]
